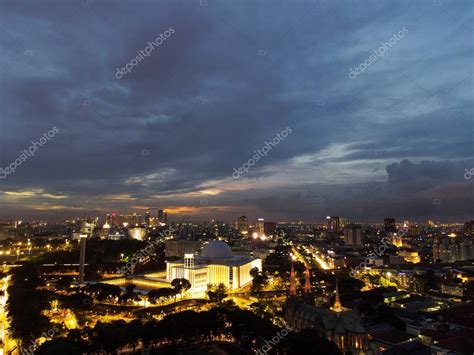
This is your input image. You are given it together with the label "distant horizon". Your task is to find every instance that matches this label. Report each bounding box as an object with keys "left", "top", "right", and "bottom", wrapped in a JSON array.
[{"left": 1, "top": 211, "right": 471, "bottom": 226}]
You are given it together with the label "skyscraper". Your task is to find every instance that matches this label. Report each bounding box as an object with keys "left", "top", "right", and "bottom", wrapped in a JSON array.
[
  {"left": 344, "top": 224, "right": 363, "bottom": 247},
  {"left": 179, "top": 222, "right": 195, "bottom": 240},
  {"left": 384, "top": 218, "right": 396, "bottom": 233},
  {"left": 464, "top": 220, "right": 474, "bottom": 236},
  {"left": 328, "top": 216, "right": 346, "bottom": 234},
  {"left": 433, "top": 235, "right": 474, "bottom": 262},
  {"left": 158, "top": 209, "right": 167, "bottom": 224},
  {"left": 78, "top": 220, "right": 91, "bottom": 284},
  {"left": 237, "top": 216, "right": 248, "bottom": 235},
  {"left": 257, "top": 218, "right": 265, "bottom": 236},
  {"left": 78, "top": 234, "right": 87, "bottom": 284},
  {"left": 264, "top": 222, "right": 276, "bottom": 236}
]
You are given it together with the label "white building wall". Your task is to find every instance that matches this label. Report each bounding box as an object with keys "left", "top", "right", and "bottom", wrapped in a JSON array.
[
  {"left": 238, "top": 259, "right": 262, "bottom": 288},
  {"left": 208, "top": 264, "right": 230, "bottom": 288},
  {"left": 167, "top": 258, "right": 262, "bottom": 294}
]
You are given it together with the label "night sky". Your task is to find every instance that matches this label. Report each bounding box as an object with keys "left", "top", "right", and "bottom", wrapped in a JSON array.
[{"left": 0, "top": 0, "right": 473, "bottom": 222}]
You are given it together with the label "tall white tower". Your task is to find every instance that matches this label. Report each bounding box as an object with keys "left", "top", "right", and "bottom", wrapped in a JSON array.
[
  {"left": 78, "top": 234, "right": 87, "bottom": 284},
  {"left": 78, "top": 220, "right": 93, "bottom": 284},
  {"left": 184, "top": 253, "right": 194, "bottom": 268}
]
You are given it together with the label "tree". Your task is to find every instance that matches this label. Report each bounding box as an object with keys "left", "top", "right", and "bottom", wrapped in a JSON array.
[
  {"left": 250, "top": 267, "right": 260, "bottom": 279},
  {"left": 125, "top": 284, "right": 136, "bottom": 294},
  {"left": 6, "top": 263, "right": 51, "bottom": 353},
  {"left": 147, "top": 289, "right": 160, "bottom": 304},
  {"left": 88, "top": 320, "right": 128, "bottom": 354},
  {"left": 125, "top": 319, "right": 143, "bottom": 352},
  {"left": 148, "top": 287, "right": 178, "bottom": 303},
  {"left": 250, "top": 268, "right": 268, "bottom": 295},
  {"left": 36, "top": 338, "right": 85, "bottom": 355},
  {"left": 83, "top": 283, "right": 122, "bottom": 302},
  {"left": 56, "top": 276, "right": 74, "bottom": 290},
  {"left": 419, "top": 270, "right": 438, "bottom": 293},
  {"left": 60, "top": 291, "right": 93, "bottom": 314},
  {"left": 171, "top": 278, "right": 192, "bottom": 297},
  {"left": 207, "top": 283, "right": 228, "bottom": 303}
]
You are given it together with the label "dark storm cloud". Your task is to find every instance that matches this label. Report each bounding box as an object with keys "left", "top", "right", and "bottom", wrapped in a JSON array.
[
  {"left": 0, "top": 0, "right": 472, "bottom": 221},
  {"left": 386, "top": 160, "right": 463, "bottom": 185}
]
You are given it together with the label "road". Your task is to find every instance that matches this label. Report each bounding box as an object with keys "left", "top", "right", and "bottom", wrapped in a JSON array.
[{"left": 292, "top": 246, "right": 331, "bottom": 270}]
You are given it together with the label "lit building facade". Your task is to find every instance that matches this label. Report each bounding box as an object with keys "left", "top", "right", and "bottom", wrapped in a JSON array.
[
  {"left": 398, "top": 250, "right": 421, "bottom": 264},
  {"left": 128, "top": 227, "right": 147, "bottom": 241},
  {"left": 166, "top": 240, "right": 261, "bottom": 296}
]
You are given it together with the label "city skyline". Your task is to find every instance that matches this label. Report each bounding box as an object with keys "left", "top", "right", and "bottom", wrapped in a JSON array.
[{"left": 0, "top": 0, "right": 473, "bottom": 222}]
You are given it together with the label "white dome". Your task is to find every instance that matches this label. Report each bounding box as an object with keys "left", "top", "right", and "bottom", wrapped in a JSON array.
[{"left": 201, "top": 240, "right": 233, "bottom": 259}]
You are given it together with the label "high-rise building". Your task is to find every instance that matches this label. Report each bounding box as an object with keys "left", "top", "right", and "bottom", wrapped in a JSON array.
[
  {"left": 409, "top": 225, "right": 421, "bottom": 236},
  {"left": 165, "top": 240, "right": 201, "bottom": 258},
  {"left": 145, "top": 211, "right": 150, "bottom": 226},
  {"left": 344, "top": 224, "right": 363, "bottom": 247},
  {"left": 459, "top": 238, "right": 472, "bottom": 260},
  {"left": 264, "top": 222, "right": 276, "bottom": 236},
  {"left": 257, "top": 218, "right": 265, "bottom": 236},
  {"left": 80, "top": 220, "right": 95, "bottom": 238},
  {"left": 464, "top": 221, "right": 474, "bottom": 236},
  {"left": 384, "top": 218, "right": 396, "bottom": 233},
  {"left": 78, "top": 235, "right": 87, "bottom": 284},
  {"left": 328, "top": 217, "right": 346, "bottom": 234},
  {"left": 237, "top": 216, "right": 248, "bottom": 235},
  {"left": 433, "top": 235, "right": 474, "bottom": 262},
  {"left": 122, "top": 213, "right": 142, "bottom": 226},
  {"left": 158, "top": 210, "right": 167, "bottom": 224},
  {"left": 179, "top": 222, "right": 195, "bottom": 240},
  {"left": 78, "top": 220, "right": 91, "bottom": 284}
]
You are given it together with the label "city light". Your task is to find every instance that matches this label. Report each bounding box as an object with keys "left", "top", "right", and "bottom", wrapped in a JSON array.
[{"left": 0, "top": 3, "right": 472, "bottom": 354}]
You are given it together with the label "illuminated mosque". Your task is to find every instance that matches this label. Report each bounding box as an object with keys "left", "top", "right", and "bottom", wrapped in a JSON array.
[{"left": 166, "top": 240, "right": 262, "bottom": 296}]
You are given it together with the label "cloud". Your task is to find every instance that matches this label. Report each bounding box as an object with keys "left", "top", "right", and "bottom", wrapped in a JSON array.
[
  {"left": 0, "top": 0, "right": 472, "bottom": 221},
  {"left": 386, "top": 159, "right": 468, "bottom": 186}
]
